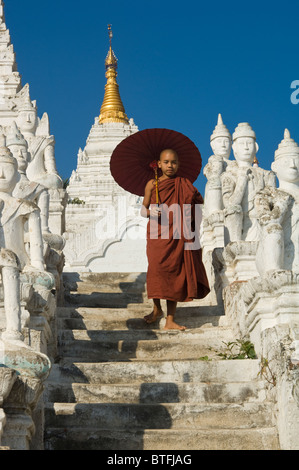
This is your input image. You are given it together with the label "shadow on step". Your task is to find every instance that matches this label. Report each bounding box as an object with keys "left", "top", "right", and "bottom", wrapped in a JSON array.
[
  {"left": 58, "top": 329, "right": 160, "bottom": 362},
  {"left": 63, "top": 272, "right": 147, "bottom": 308},
  {"left": 126, "top": 304, "right": 225, "bottom": 330},
  {"left": 45, "top": 382, "right": 178, "bottom": 450}
]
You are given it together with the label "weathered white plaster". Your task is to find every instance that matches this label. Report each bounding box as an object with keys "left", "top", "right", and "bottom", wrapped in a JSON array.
[
  {"left": 255, "top": 130, "right": 299, "bottom": 275},
  {"left": 64, "top": 119, "right": 147, "bottom": 272},
  {"left": 0, "top": 0, "right": 62, "bottom": 450},
  {"left": 221, "top": 122, "right": 276, "bottom": 244}
]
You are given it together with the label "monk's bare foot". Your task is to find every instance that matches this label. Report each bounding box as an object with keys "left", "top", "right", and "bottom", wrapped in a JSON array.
[
  {"left": 144, "top": 310, "right": 163, "bottom": 324},
  {"left": 164, "top": 318, "right": 186, "bottom": 331}
]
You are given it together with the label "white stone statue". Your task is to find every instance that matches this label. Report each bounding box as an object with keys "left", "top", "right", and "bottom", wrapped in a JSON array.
[
  {"left": 0, "top": 138, "right": 45, "bottom": 342},
  {"left": 203, "top": 114, "right": 232, "bottom": 217},
  {"left": 221, "top": 122, "right": 276, "bottom": 243},
  {"left": 255, "top": 129, "right": 299, "bottom": 274},
  {"left": 16, "top": 92, "right": 63, "bottom": 190},
  {"left": 6, "top": 121, "right": 51, "bottom": 235}
]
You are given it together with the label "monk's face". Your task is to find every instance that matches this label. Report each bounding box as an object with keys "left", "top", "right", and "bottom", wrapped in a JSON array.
[{"left": 158, "top": 150, "right": 179, "bottom": 178}]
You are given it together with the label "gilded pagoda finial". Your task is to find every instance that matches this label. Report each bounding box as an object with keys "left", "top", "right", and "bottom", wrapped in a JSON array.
[
  {"left": 105, "top": 25, "right": 118, "bottom": 70},
  {"left": 108, "top": 24, "right": 113, "bottom": 46},
  {"left": 99, "top": 25, "right": 129, "bottom": 124}
]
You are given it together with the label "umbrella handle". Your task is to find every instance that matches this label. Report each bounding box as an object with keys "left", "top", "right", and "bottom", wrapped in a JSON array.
[{"left": 154, "top": 169, "right": 159, "bottom": 204}]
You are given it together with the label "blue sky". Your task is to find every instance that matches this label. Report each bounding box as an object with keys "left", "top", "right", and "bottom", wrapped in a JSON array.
[{"left": 5, "top": 0, "right": 299, "bottom": 195}]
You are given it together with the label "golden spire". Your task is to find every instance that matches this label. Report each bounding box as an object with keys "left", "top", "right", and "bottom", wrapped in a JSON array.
[{"left": 99, "top": 25, "right": 129, "bottom": 124}]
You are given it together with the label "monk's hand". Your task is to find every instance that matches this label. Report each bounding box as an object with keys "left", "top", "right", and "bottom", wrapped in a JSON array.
[{"left": 150, "top": 206, "right": 161, "bottom": 217}]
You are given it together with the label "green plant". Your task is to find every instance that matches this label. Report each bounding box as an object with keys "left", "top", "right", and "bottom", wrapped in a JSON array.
[
  {"left": 217, "top": 339, "right": 257, "bottom": 360},
  {"left": 69, "top": 197, "right": 85, "bottom": 205},
  {"left": 198, "top": 339, "right": 257, "bottom": 362},
  {"left": 198, "top": 355, "right": 211, "bottom": 361}
]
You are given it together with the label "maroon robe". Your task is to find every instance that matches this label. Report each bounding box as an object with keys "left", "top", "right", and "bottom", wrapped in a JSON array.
[{"left": 146, "top": 176, "right": 210, "bottom": 302}]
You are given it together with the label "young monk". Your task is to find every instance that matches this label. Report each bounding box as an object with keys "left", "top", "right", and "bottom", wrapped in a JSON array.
[{"left": 141, "top": 149, "right": 210, "bottom": 330}]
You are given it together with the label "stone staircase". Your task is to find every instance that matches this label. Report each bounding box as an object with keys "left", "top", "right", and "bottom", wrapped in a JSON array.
[{"left": 43, "top": 272, "right": 280, "bottom": 450}]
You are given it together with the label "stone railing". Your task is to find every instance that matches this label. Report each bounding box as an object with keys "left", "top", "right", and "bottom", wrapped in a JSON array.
[
  {"left": 0, "top": 125, "right": 66, "bottom": 449},
  {"left": 202, "top": 120, "right": 299, "bottom": 450}
]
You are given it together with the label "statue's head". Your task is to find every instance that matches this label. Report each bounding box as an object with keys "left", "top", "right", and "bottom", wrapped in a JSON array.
[
  {"left": 210, "top": 114, "right": 232, "bottom": 160},
  {"left": 0, "top": 135, "right": 19, "bottom": 193},
  {"left": 232, "top": 122, "right": 259, "bottom": 166},
  {"left": 6, "top": 122, "right": 29, "bottom": 173},
  {"left": 16, "top": 95, "right": 38, "bottom": 135},
  {"left": 272, "top": 129, "right": 299, "bottom": 185}
]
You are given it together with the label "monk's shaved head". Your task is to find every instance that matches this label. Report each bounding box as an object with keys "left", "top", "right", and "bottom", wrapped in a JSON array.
[{"left": 159, "top": 149, "right": 179, "bottom": 160}]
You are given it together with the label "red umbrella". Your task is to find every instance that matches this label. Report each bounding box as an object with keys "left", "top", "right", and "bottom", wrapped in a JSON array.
[{"left": 110, "top": 128, "right": 202, "bottom": 197}]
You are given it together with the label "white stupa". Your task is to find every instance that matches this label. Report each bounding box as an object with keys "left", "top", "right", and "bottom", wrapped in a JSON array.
[{"left": 64, "top": 26, "right": 147, "bottom": 272}]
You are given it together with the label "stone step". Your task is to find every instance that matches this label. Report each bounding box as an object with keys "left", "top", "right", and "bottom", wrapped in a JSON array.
[
  {"left": 43, "top": 273, "right": 280, "bottom": 451},
  {"left": 57, "top": 327, "right": 234, "bottom": 361},
  {"left": 63, "top": 288, "right": 222, "bottom": 315},
  {"left": 45, "top": 379, "right": 266, "bottom": 405},
  {"left": 57, "top": 306, "right": 227, "bottom": 330},
  {"left": 62, "top": 270, "right": 220, "bottom": 307},
  {"left": 63, "top": 272, "right": 147, "bottom": 294},
  {"left": 48, "top": 359, "right": 261, "bottom": 385},
  {"left": 58, "top": 326, "right": 232, "bottom": 341},
  {"left": 63, "top": 272, "right": 148, "bottom": 308},
  {"left": 57, "top": 304, "right": 223, "bottom": 318},
  {"left": 65, "top": 291, "right": 146, "bottom": 308},
  {"left": 45, "top": 401, "right": 275, "bottom": 430},
  {"left": 44, "top": 426, "right": 280, "bottom": 450},
  {"left": 57, "top": 316, "right": 226, "bottom": 331}
]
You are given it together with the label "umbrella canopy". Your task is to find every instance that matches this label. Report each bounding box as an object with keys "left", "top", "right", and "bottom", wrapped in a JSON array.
[{"left": 110, "top": 128, "right": 202, "bottom": 196}]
